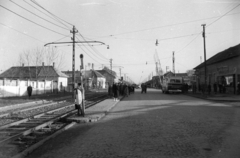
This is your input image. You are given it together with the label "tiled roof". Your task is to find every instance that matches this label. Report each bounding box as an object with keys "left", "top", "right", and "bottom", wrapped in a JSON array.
[
  {"left": 194, "top": 44, "right": 240, "bottom": 69},
  {"left": 97, "top": 70, "right": 115, "bottom": 77},
  {"left": 0, "top": 66, "right": 68, "bottom": 79},
  {"left": 92, "top": 70, "right": 104, "bottom": 78}
]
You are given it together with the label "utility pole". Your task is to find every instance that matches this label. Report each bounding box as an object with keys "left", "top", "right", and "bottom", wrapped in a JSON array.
[
  {"left": 202, "top": 24, "right": 207, "bottom": 92},
  {"left": 70, "top": 26, "right": 78, "bottom": 99},
  {"left": 110, "top": 59, "right": 113, "bottom": 84},
  {"left": 44, "top": 26, "right": 107, "bottom": 101},
  {"left": 173, "top": 51, "right": 175, "bottom": 76},
  {"left": 80, "top": 54, "right": 85, "bottom": 116}
]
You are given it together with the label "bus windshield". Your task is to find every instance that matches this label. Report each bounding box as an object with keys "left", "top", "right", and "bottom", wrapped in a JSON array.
[{"left": 170, "top": 79, "right": 181, "bottom": 83}]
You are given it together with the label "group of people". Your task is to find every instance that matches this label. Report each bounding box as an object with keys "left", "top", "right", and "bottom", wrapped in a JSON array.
[
  {"left": 108, "top": 82, "right": 135, "bottom": 101},
  {"left": 141, "top": 83, "right": 147, "bottom": 93}
]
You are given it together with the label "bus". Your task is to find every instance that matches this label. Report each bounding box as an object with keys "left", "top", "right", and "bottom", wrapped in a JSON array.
[{"left": 162, "top": 76, "right": 183, "bottom": 94}]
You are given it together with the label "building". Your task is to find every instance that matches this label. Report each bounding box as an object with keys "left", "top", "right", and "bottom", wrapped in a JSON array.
[
  {"left": 0, "top": 64, "right": 68, "bottom": 97},
  {"left": 97, "top": 68, "right": 116, "bottom": 86},
  {"left": 194, "top": 44, "right": 240, "bottom": 94},
  {"left": 62, "top": 70, "right": 106, "bottom": 90}
]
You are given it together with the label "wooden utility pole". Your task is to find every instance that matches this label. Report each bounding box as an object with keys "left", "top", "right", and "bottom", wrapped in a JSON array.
[
  {"left": 80, "top": 54, "right": 85, "bottom": 116},
  {"left": 202, "top": 24, "right": 207, "bottom": 92},
  {"left": 70, "top": 26, "right": 78, "bottom": 100}
]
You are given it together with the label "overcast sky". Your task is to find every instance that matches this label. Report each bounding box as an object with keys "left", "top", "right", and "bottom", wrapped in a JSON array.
[{"left": 0, "top": 0, "right": 240, "bottom": 83}]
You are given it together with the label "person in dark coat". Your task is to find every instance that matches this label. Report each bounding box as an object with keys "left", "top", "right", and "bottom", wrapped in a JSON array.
[
  {"left": 124, "top": 84, "right": 129, "bottom": 97},
  {"left": 27, "top": 85, "right": 32, "bottom": 98},
  {"left": 208, "top": 84, "right": 211, "bottom": 95},
  {"left": 112, "top": 82, "right": 119, "bottom": 101},
  {"left": 213, "top": 82, "right": 217, "bottom": 94}
]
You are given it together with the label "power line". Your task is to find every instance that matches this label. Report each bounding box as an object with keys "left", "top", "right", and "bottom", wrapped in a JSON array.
[
  {"left": 174, "top": 3, "right": 240, "bottom": 56},
  {"left": 77, "top": 33, "right": 109, "bottom": 61},
  {"left": 75, "top": 36, "right": 109, "bottom": 63},
  {"left": 0, "top": 22, "right": 45, "bottom": 43},
  {"left": 207, "top": 3, "right": 240, "bottom": 27},
  {"left": 75, "top": 42, "right": 103, "bottom": 65},
  {"left": 91, "top": 12, "right": 240, "bottom": 38},
  {"left": 23, "top": 0, "right": 70, "bottom": 30},
  {"left": 0, "top": 5, "right": 68, "bottom": 36},
  {"left": 31, "top": 0, "right": 73, "bottom": 27},
  {"left": 76, "top": 34, "right": 109, "bottom": 62},
  {"left": 9, "top": 0, "right": 69, "bottom": 30}
]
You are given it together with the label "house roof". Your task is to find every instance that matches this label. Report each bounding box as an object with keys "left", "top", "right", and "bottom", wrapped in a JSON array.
[
  {"left": 92, "top": 70, "right": 105, "bottom": 78},
  {"left": 97, "top": 70, "right": 116, "bottom": 78},
  {"left": 0, "top": 66, "right": 68, "bottom": 79},
  {"left": 194, "top": 44, "right": 240, "bottom": 69}
]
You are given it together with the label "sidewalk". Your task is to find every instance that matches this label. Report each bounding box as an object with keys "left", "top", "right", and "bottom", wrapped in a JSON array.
[
  {"left": 184, "top": 91, "right": 240, "bottom": 102},
  {"left": 67, "top": 96, "right": 124, "bottom": 123}
]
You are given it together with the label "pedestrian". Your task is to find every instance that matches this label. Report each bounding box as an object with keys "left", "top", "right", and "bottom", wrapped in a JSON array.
[
  {"left": 141, "top": 83, "right": 144, "bottom": 93},
  {"left": 112, "top": 82, "right": 119, "bottom": 101},
  {"left": 208, "top": 84, "right": 211, "bottom": 95},
  {"left": 75, "top": 83, "right": 83, "bottom": 116},
  {"left": 27, "top": 85, "right": 32, "bottom": 98},
  {"left": 144, "top": 84, "right": 147, "bottom": 93},
  {"left": 124, "top": 83, "right": 129, "bottom": 97},
  {"left": 213, "top": 82, "right": 217, "bottom": 94}
]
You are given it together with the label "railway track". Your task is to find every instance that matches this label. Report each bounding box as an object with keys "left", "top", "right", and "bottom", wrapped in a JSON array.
[{"left": 0, "top": 93, "right": 108, "bottom": 158}]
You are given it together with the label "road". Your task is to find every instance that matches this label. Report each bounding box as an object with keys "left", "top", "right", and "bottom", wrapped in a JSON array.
[{"left": 26, "top": 89, "right": 240, "bottom": 158}]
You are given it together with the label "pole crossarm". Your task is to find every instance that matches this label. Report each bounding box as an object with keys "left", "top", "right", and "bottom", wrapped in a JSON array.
[{"left": 44, "top": 41, "right": 106, "bottom": 47}]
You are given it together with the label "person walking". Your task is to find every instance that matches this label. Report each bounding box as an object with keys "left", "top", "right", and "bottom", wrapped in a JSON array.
[
  {"left": 141, "top": 83, "right": 144, "bottom": 94},
  {"left": 27, "top": 85, "right": 32, "bottom": 98},
  {"left": 124, "top": 83, "right": 129, "bottom": 97},
  {"left": 75, "top": 83, "right": 83, "bottom": 116},
  {"left": 213, "top": 82, "right": 217, "bottom": 94},
  {"left": 112, "top": 82, "right": 119, "bottom": 101}
]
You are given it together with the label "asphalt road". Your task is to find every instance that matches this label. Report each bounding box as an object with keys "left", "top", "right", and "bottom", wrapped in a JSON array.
[{"left": 26, "top": 89, "right": 240, "bottom": 158}]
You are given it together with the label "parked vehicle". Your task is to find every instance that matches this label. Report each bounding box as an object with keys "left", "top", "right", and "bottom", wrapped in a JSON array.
[{"left": 161, "top": 76, "right": 183, "bottom": 94}]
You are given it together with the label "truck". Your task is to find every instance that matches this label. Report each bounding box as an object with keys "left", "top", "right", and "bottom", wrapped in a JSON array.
[{"left": 161, "top": 76, "right": 183, "bottom": 94}]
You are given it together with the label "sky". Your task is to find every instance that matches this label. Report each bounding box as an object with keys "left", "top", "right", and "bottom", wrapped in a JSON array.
[{"left": 0, "top": 0, "right": 240, "bottom": 84}]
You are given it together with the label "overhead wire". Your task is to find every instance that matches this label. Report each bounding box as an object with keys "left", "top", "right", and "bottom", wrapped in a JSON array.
[
  {"left": 89, "top": 12, "right": 240, "bottom": 38},
  {"left": 31, "top": 0, "right": 73, "bottom": 28},
  {"left": 0, "top": 22, "right": 45, "bottom": 43},
  {"left": 23, "top": 0, "right": 70, "bottom": 30},
  {"left": 9, "top": 0, "right": 69, "bottom": 30},
  {"left": 207, "top": 3, "right": 240, "bottom": 27},
  {"left": 174, "top": 3, "right": 240, "bottom": 56},
  {"left": 0, "top": 5, "right": 69, "bottom": 36},
  {"left": 77, "top": 33, "right": 109, "bottom": 61},
  {"left": 75, "top": 36, "right": 109, "bottom": 62}
]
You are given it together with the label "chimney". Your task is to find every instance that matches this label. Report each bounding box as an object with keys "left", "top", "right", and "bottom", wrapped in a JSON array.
[
  {"left": 53, "top": 62, "right": 55, "bottom": 68},
  {"left": 22, "top": 63, "right": 24, "bottom": 67},
  {"left": 92, "top": 63, "right": 94, "bottom": 70},
  {"left": 42, "top": 62, "right": 44, "bottom": 66}
]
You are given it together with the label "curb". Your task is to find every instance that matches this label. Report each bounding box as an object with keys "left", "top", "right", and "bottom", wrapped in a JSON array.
[
  {"left": 12, "top": 122, "right": 77, "bottom": 158},
  {"left": 184, "top": 94, "right": 240, "bottom": 102},
  {"left": 67, "top": 96, "right": 124, "bottom": 123}
]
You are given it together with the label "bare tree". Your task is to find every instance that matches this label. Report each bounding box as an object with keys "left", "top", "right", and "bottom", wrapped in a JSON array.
[
  {"left": 45, "top": 46, "right": 66, "bottom": 70},
  {"left": 18, "top": 53, "right": 25, "bottom": 66}
]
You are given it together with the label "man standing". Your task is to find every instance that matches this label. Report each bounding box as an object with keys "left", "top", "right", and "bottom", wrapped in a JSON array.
[
  {"left": 75, "top": 83, "right": 83, "bottom": 116},
  {"left": 27, "top": 85, "right": 32, "bottom": 98}
]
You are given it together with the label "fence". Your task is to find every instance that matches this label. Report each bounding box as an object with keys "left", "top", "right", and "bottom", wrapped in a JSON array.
[{"left": 0, "top": 79, "right": 56, "bottom": 98}]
